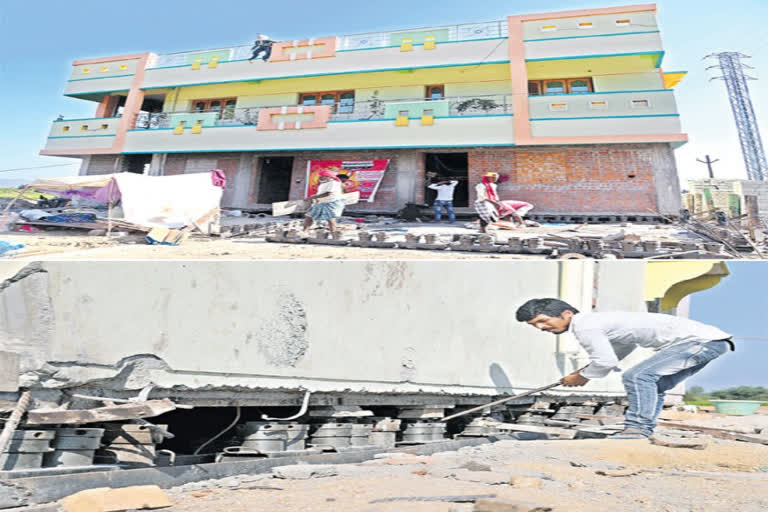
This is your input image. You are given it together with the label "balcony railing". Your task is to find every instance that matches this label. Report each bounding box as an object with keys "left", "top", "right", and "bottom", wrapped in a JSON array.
[
  {"left": 150, "top": 20, "right": 508, "bottom": 68},
  {"left": 133, "top": 94, "right": 514, "bottom": 129}
]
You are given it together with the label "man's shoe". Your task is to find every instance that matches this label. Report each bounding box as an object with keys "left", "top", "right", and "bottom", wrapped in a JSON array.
[{"left": 608, "top": 428, "right": 649, "bottom": 440}]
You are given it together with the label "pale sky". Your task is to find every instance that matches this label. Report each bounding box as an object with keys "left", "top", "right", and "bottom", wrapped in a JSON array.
[{"left": 0, "top": 0, "right": 766, "bottom": 185}]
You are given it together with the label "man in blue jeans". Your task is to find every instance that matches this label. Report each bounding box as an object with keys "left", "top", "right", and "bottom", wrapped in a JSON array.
[
  {"left": 428, "top": 179, "right": 458, "bottom": 223},
  {"left": 516, "top": 298, "right": 733, "bottom": 439}
]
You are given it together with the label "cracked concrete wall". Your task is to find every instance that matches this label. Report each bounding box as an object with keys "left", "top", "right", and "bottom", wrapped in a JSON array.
[
  {"left": 0, "top": 261, "right": 650, "bottom": 397},
  {"left": 0, "top": 263, "right": 55, "bottom": 389}
]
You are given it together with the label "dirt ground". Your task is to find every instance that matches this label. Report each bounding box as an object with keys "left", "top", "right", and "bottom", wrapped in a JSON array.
[
  {"left": 1, "top": 221, "right": 701, "bottom": 261},
  {"left": 162, "top": 436, "right": 768, "bottom": 512}
]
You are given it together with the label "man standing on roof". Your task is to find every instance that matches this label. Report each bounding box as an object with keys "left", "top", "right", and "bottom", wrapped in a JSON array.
[
  {"left": 249, "top": 34, "right": 275, "bottom": 62},
  {"left": 515, "top": 298, "right": 733, "bottom": 439}
]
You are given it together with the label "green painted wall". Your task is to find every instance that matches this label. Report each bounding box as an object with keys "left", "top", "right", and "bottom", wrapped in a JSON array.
[
  {"left": 593, "top": 71, "right": 663, "bottom": 92},
  {"left": 384, "top": 100, "right": 450, "bottom": 118}
]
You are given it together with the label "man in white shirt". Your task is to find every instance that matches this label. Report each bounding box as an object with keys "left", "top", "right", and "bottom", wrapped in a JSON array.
[
  {"left": 516, "top": 298, "right": 733, "bottom": 439},
  {"left": 428, "top": 179, "right": 458, "bottom": 223}
]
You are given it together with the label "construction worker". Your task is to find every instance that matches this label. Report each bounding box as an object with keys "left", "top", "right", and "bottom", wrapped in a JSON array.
[
  {"left": 515, "top": 298, "right": 734, "bottom": 439},
  {"left": 249, "top": 34, "right": 275, "bottom": 62}
]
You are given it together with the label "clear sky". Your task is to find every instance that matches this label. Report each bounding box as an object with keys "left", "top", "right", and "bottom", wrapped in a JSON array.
[
  {"left": 1, "top": 0, "right": 767, "bottom": 184},
  {"left": 687, "top": 262, "right": 768, "bottom": 390}
]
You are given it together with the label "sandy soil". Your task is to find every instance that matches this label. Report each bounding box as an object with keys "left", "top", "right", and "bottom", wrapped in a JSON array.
[{"left": 163, "top": 437, "right": 768, "bottom": 512}]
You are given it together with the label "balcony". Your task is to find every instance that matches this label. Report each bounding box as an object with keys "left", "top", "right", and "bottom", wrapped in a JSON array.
[
  {"left": 123, "top": 94, "right": 515, "bottom": 153},
  {"left": 141, "top": 22, "right": 510, "bottom": 91},
  {"left": 528, "top": 90, "right": 683, "bottom": 138},
  {"left": 150, "top": 21, "right": 508, "bottom": 68},
  {"left": 40, "top": 117, "right": 121, "bottom": 154}
]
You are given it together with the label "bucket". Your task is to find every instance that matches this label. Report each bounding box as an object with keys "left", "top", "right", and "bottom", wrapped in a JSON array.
[{"left": 710, "top": 400, "right": 763, "bottom": 416}]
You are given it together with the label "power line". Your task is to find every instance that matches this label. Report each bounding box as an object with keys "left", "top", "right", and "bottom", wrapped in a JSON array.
[{"left": 0, "top": 163, "right": 79, "bottom": 174}]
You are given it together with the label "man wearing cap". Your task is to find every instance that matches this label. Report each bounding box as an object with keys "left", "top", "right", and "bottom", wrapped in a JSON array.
[{"left": 474, "top": 173, "right": 534, "bottom": 233}]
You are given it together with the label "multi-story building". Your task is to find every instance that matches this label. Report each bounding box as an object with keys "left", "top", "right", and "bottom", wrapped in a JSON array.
[{"left": 41, "top": 3, "right": 688, "bottom": 217}]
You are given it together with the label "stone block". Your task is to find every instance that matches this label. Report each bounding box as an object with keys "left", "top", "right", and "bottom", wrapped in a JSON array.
[
  {"left": 272, "top": 464, "right": 338, "bottom": 480},
  {"left": 59, "top": 485, "right": 172, "bottom": 512}
]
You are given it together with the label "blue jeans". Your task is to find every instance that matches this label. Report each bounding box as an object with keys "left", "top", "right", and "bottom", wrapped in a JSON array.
[
  {"left": 433, "top": 200, "right": 455, "bottom": 223},
  {"left": 622, "top": 340, "right": 729, "bottom": 436}
]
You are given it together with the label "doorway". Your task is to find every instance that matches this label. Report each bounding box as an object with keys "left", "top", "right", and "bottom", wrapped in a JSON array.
[
  {"left": 257, "top": 156, "right": 294, "bottom": 203},
  {"left": 122, "top": 154, "right": 152, "bottom": 174},
  {"left": 424, "top": 153, "right": 469, "bottom": 207}
]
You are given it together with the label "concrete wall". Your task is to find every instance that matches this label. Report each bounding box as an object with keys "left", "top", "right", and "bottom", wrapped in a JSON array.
[
  {"left": 593, "top": 71, "right": 663, "bottom": 92},
  {"left": 530, "top": 117, "right": 682, "bottom": 138},
  {"left": 521, "top": 10, "right": 658, "bottom": 40},
  {"left": 123, "top": 116, "right": 517, "bottom": 154},
  {"left": 524, "top": 31, "right": 663, "bottom": 61},
  {"left": 0, "top": 261, "right": 655, "bottom": 398},
  {"left": 528, "top": 90, "right": 678, "bottom": 119},
  {"left": 41, "top": 136, "right": 117, "bottom": 152},
  {"left": 49, "top": 118, "right": 122, "bottom": 138}
]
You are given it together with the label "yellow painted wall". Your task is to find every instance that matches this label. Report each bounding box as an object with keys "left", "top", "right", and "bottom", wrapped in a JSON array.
[
  {"left": 526, "top": 54, "right": 659, "bottom": 80},
  {"left": 356, "top": 86, "right": 425, "bottom": 102},
  {"left": 171, "top": 63, "right": 510, "bottom": 104},
  {"left": 237, "top": 93, "right": 300, "bottom": 109},
  {"left": 445, "top": 80, "right": 511, "bottom": 97}
]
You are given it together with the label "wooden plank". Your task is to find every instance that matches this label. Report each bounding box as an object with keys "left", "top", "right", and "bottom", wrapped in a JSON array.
[
  {"left": 657, "top": 421, "right": 768, "bottom": 445},
  {"left": 272, "top": 191, "right": 361, "bottom": 217},
  {"left": 26, "top": 399, "right": 177, "bottom": 425}
]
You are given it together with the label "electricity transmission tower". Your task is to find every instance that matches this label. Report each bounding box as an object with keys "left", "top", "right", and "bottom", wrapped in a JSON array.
[{"left": 705, "top": 52, "right": 767, "bottom": 181}]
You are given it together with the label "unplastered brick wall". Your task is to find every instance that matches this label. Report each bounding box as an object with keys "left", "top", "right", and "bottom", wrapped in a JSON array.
[
  {"left": 288, "top": 149, "right": 425, "bottom": 212},
  {"left": 469, "top": 144, "right": 677, "bottom": 214}
]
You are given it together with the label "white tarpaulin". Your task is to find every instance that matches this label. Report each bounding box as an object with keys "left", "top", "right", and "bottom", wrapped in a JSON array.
[
  {"left": 113, "top": 172, "right": 222, "bottom": 228},
  {"left": 30, "top": 172, "right": 223, "bottom": 229}
]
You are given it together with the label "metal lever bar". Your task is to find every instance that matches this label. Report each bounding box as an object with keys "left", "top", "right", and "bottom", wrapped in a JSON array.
[{"left": 442, "top": 381, "right": 561, "bottom": 422}]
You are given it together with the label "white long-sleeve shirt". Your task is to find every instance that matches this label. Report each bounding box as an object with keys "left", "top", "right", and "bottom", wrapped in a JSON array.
[
  {"left": 428, "top": 181, "right": 458, "bottom": 201},
  {"left": 569, "top": 312, "right": 732, "bottom": 379}
]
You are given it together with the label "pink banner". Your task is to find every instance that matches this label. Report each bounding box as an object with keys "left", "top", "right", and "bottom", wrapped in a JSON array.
[{"left": 306, "top": 159, "right": 389, "bottom": 203}]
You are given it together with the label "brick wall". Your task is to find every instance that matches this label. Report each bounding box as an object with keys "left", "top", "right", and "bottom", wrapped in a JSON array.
[
  {"left": 469, "top": 144, "right": 671, "bottom": 214},
  {"left": 154, "top": 143, "right": 678, "bottom": 214}
]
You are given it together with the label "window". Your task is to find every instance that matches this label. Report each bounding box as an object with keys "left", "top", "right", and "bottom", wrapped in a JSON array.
[
  {"left": 100, "top": 124, "right": 109, "bottom": 130},
  {"left": 540, "top": 24, "right": 557, "bottom": 32},
  {"left": 630, "top": 99, "right": 651, "bottom": 109},
  {"left": 100, "top": 66, "right": 109, "bottom": 72},
  {"left": 578, "top": 21, "right": 593, "bottom": 29},
  {"left": 528, "top": 78, "right": 593, "bottom": 95},
  {"left": 62, "top": 126, "right": 70, "bottom": 132},
  {"left": 299, "top": 91, "right": 354, "bottom": 113},
  {"left": 425, "top": 85, "right": 444, "bottom": 101},
  {"left": 81, "top": 125, "right": 88, "bottom": 131},
  {"left": 568, "top": 79, "right": 591, "bottom": 94},
  {"left": 544, "top": 80, "right": 565, "bottom": 94},
  {"left": 549, "top": 103, "right": 568, "bottom": 112},
  {"left": 616, "top": 19, "right": 631, "bottom": 26},
  {"left": 190, "top": 98, "right": 237, "bottom": 118},
  {"left": 82, "top": 68, "right": 90, "bottom": 74},
  {"left": 119, "top": 64, "right": 128, "bottom": 70},
  {"left": 589, "top": 100, "right": 608, "bottom": 110},
  {"left": 339, "top": 92, "right": 355, "bottom": 114}
]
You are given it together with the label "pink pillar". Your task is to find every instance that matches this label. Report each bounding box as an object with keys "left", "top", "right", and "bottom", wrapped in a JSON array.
[
  {"left": 111, "top": 53, "right": 151, "bottom": 152},
  {"left": 507, "top": 16, "right": 531, "bottom": 143}
]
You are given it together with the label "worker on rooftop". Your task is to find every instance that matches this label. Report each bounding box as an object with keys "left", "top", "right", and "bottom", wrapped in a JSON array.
[
  {"left": 516, "top": 298, "right": 734, "bottom": 439},
  {"left": 248, "top": 34, "right": 275, "bottom": 63}
]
